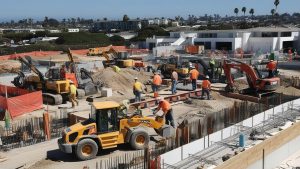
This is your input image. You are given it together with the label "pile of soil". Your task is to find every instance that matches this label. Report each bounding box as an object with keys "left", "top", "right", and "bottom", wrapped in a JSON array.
[
  {"left": 191, "top": 92, "right": 241, "bottom": 113},
  {"left": 93, "top": 68, "right": 152, "bottom": 97},
  {"left": 276, "top": 86, "right": 300, "bottom": 97},
  {"left": 0, "top": 60, "right": 20, "bottom": 73}
]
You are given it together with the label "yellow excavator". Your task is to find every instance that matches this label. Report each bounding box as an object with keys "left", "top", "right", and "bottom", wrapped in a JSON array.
[
  {"left": 58, "top": 101, "right": 173, "bottom": 160},
  {"left": 12, "top": 56, "right": 71, "bottom": 105}
]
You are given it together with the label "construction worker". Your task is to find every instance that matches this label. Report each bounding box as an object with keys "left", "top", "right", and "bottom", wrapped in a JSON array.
[
  {"left": 266, "top": 60, "right": 277, "bottom": 78},
  {"left": 202, "top": 75, "right": 211, "bottom": 100},
  {"left": 189, "top": 67, "right": 200, "bottom": 90},
  {"left": 69, "top": 80, "right": 79, "bottom": 108},
  {"left": 153, "top": 98, "right": 175, "bottom": 128},
  {"left": 133, "top": 77, "right": 144, "bottom": 102},
  {"left": 171, "top": 70, "right": 178, "bottom": 94},
  {"left": 152, "top": 71, "right": 162, "bottom": 93},
  {"left": 209, "top": 58, "right": 215, "bottom": 79},
  {"left": 60, "top": 65, "right": 67, "bottom": 79}
]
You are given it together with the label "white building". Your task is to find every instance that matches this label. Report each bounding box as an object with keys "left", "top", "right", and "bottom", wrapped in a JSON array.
[
  {"left": 146, "top": 27, "right": 300, "bottom": 53},
  {"left": 49, "top": 29, "right": 62, "bottom": 33},
  {"left": 67, "top": 28, "right": 80, "bottom": 33}
]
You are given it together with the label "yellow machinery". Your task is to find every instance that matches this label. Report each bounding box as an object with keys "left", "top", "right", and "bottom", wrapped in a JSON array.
[
  {"left": 12, "top": 56, "right": 71, "bottom": 105},
  {"left": 58, "top": 101, "right": 173, "bottom": 160},
  {"left": 158, "top": 63, "right": 189, "bottom": 79}
]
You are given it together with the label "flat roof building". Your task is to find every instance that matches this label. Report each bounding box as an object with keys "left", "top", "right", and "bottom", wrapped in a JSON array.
[{"left": 146, "top": 27, "right": 300, "bottom": 53}]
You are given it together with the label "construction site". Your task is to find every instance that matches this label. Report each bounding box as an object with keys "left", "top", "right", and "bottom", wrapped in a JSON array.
[{"left": 0, "top": 42, "right": 299, "bottom": 169}]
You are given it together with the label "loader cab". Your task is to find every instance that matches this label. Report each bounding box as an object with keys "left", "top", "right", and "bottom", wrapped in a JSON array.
[{"left": 92, "top": 101, "right": 120, "bottom": 134}]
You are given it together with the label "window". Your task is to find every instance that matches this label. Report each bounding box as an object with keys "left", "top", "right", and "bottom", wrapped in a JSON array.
[
  {"left": 96, "top": 108, "right": 118, "bottom": 133},
  {"left": 281, "top": 32, "right": 292, "bottom": 37},
  {"left": 198, "top": 33, "right": 217, "bottom": 38},
  {"left": 262, "top": 32, "right": 278, "bottom": 37}
]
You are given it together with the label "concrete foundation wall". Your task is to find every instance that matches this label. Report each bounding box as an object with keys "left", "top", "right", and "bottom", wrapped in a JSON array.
[{"left": 160, "top": 98, "right": 300, "bottom": 168}]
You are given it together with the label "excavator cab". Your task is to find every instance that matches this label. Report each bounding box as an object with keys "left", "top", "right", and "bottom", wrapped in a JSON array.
[{"left": 45, "top": 67, "right": 61, "bottom": 80}]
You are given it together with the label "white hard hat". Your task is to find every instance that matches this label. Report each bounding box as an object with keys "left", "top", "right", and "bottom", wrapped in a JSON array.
[
  {"left": 157, "top": 97, "right": 164, "bottom": 102},
  {"left": 206, "top": 75, "right": 209, "bottom": 79},
  {"left": 134, "top": 77, "right": 138, "bottom": 80},
  {"left": 69, "top": 80, "right": 74, "bottom": 84}
]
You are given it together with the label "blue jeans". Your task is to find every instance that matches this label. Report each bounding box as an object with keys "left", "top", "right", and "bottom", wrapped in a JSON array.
[
  {"left": 152, "top": 84, "right": 159, "bottom": 93},
  {"left": 171, "top": 80, "right": 177, "bottom": 94},
  {"left": 134, "top": 91, "right": 142, "bottom": 102},
  {"left": 192, "top": 79, "right": 197, "bottom": 90},
  {"left": 165, "top": 109, "right": 175, "bottom": 127},
  {"left": 201, "top": 89, "right": 210, "bottom": 100}
]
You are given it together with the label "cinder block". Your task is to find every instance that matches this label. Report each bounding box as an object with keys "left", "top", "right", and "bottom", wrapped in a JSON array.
[{"left": 101, "top": 88, "right": 113, "bottom": 97}]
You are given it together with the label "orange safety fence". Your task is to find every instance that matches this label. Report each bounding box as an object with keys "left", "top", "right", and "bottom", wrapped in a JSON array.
[
  {"left": 0, "top": 84, "right": 29, "bottom": 96},
  {"left": 0, "top": 51, "right": 61, "bottom": 61},
  {"left": 0, "top": 84, "right": 43, "bottom": 119},
  {"left": 7, "top": 91, "right": 43, "bottom": 118},
  {"left": 70, "top": 49, "right": 89, "bottom": 55}
]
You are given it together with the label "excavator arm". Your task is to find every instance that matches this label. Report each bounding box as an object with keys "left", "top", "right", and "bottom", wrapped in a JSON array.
[
  {"left": 16, "top": 56, "right": 45, "bottom": 82},
  {"left": 223, "top": 59, "right": 259, "bottom": 91}
]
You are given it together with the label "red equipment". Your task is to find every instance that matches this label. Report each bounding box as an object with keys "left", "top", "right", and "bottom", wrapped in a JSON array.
[{"left": 223, "top": 59, "right": 280, "bottom": 94}]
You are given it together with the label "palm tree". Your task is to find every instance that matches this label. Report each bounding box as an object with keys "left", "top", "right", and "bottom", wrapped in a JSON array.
[
  {"left": 249, "top": 8, "right": 255, "bottom": 17},
  {"left": 242, "top": 7, "right": 247, "bottom": 16},
  {"left": 234, "top": 8, "right": 239, "bottom": 17},
  {"left": 274, "top": 0, "right": 280, "bottom": 11},
  {"left": 271, "top": 9, "right": 276, "bottom": 16}
]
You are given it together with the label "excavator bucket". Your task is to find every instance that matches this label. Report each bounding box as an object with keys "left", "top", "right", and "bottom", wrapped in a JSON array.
[{"left": 82, "top": 82, "right": 98, "bottom": 96}]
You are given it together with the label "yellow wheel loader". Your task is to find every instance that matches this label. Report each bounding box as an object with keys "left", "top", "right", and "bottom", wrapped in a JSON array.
[{"left": 58, "top": 101, "right": 174, "bottom": 160}]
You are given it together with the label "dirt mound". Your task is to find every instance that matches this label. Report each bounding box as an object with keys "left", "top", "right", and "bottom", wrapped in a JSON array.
[
  {"left": 93, "top": 68, "right": 152, "bottom": 96},
  {"left": 276, "top": 86, "right": 300, "bottom": 97},
  {"left": 0, "top": 60, "right": 20, "bottom": 73}
]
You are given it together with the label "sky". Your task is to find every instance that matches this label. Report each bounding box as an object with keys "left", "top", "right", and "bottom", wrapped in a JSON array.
[{"left": 0, "top": 0, "right": 299, "bottom": 21}]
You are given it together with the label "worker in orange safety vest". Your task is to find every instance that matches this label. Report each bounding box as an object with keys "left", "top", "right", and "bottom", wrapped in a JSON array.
[
  {"left": 266, "top": 60, "right": 277, "bottom": 78},
  {"left": 153, "top": 97, "right": 175, "bottom": 128},
  {"left": 189, "top": 67, "right": 200, "bottom": 90},
  {"left": 152, "top": 71, "right": 162, "bottom": 93},
  {"left": 201, "top": 75, "right": 211, "bottom": 100}
]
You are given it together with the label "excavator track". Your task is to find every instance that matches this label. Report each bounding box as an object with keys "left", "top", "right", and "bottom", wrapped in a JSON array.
[{"left": 43, "top": 93, "right": 63, "bottom": 105}]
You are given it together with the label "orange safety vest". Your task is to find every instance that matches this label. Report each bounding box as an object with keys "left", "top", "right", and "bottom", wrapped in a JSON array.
[
  {"left": 153, "top": 74, "right": 162, "bottom": 85},
  {"left": 158, "top": 100, "right": 171, "bottom": 114},
  {"left": 202, "top": 80, "right": 211, "bottom": 89},
  {"left": 266, "top": 61, "right": 276, "bottom": 71},
  {"left": 190, "top": 69, "right": 200, "bottom": 80}
]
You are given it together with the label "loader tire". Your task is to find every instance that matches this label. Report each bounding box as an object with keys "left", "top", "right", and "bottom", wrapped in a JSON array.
[
  {"left": 75, "top": 139, "right": 98, "bottom": 161},
  {"left": 130, "top": 130, "right": 150, "bottom": 150}
]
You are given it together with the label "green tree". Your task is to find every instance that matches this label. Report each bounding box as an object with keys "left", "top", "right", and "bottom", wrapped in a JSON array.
[
  {"left": 48, "top": 18, "right": 59, "bottom": 27},
  {"left": 271, "top": 9, "right": 276, "bottom": 16},
  {"left": 123, "top": 14, "right": 130, "bottom": 22},
  {"left": 242, "top": 7, "right": 247, "bottom": 16},
  {"left": 249, "top": 8, "right": 255, "bottom": 17},
  {"left": 234, "top": 8, "right": 239, "bottom": 17},
  {"left": 42, "top": 16, "right": 49, "bottom": 27}
]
